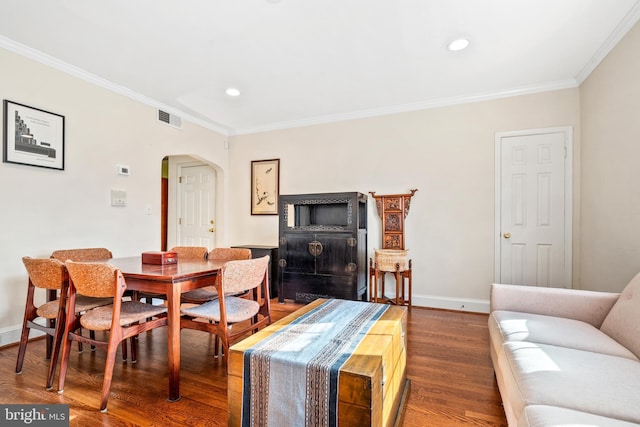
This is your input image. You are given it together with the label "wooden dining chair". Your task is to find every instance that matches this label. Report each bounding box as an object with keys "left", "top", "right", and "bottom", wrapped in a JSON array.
[
  {"left": 17, "top": 257, "right": 112, "bottom": 390},
  {"left": 58, "top": 261, "right": 169, "bottom": 412},
  {"left": 180, "top": 255, "right": 271, "bottom": 366},
  {"left": 135, "top": 246, "right": 210, "bottom": 305},
  {"left": 51, "top": 247, "right": 117, "bottom": 354},
  {"left": 180, "top": 247, "right": 252, "bottom": 304},
  {"left": 50, "top": 247, "right": 113, "bottom": 262},
  {"left": 170, "top": 246, "right": 208, "bottom": 261}
]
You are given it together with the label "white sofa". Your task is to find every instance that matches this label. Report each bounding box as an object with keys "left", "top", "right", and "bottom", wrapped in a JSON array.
[{"left": 489, "top": 274, "right": 640, "bottom": 426}]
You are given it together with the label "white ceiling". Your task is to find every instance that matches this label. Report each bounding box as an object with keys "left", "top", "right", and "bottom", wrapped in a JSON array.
[{"left": 1, "top": 0, "right": 639, "bottom": 135}]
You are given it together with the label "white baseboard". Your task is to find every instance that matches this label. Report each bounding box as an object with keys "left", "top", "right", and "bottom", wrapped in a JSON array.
[
  {"left": 0, "top": 324, "right": 44, "bottom": 348},
  {"left": 409, "top": 294, "right": 490, "bottom": 313}
]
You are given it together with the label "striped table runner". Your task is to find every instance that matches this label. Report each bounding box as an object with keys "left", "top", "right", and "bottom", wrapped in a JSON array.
[{"left": 241, "top": 299, "right": 389, "bottom": 427}]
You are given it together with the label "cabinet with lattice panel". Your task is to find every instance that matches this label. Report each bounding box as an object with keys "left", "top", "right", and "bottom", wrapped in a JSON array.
[{"left": 278, "top": 192, "right": 368, "bottom": 303}]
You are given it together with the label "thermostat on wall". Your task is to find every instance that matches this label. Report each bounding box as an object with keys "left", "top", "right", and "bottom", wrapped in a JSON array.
[{"left": 117, "top": 164, "right": 130, "bottom": 176}]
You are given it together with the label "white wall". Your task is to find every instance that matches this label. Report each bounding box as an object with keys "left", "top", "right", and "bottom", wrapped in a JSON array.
[
  {"left": 580, "top": 21, "right": 640, "bottom": 292},
  {"left": 228, "top": 89, "right": 581, "bottom": 312},
  {"left": 0, "top": 48, "right": 228, "bottom": 344}
]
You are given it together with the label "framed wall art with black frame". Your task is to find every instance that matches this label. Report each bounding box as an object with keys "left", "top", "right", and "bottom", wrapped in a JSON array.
[
  {"left": 3, "top": 100, "right": 65, "bottom": 170},
  {"left": 251, "top": 158, "right": 280, "bottom": 215}
]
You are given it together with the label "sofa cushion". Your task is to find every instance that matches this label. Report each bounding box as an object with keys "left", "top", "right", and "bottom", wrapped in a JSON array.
[
  {"left": 503, "top": 341, "right": 640, "bottom": 424},
  {"left": 601, "top": 272, "right": 640, "bottom": 359},
  {"left": 518, "top": 405, "right": 640, "bottom": 427},
  {"left": 490, "top": 283, "right": 620, "bottom": 328},
  {"left": 490, "top": 310, "right": 638, "bottom": 360}
]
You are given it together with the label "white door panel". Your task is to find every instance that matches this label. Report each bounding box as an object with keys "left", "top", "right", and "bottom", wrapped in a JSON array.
[
  {"left": 179, "top": 164, "right": 216, "bottom": 248},
  {"left": 495, "top": 128, "right": 572, "bottom": 288}
]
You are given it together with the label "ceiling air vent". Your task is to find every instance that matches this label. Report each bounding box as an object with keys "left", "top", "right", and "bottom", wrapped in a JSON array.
[{"left": 158, "top": 110, "right": 182, "bottom": 129}]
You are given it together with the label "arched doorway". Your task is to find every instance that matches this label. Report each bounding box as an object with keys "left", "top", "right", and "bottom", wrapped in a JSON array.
[{"left": 162, "top": 155, "right": 223, "bottom": 251}]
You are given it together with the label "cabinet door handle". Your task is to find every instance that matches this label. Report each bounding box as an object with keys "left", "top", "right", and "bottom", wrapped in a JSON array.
[{"left": 308, "top": 240, "right": 323, "bottom": 257}]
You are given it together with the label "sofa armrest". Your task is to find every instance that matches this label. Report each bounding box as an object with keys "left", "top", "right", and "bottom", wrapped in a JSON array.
[{"left": 490, "top": 283, "right": 620, "bottom": 328}]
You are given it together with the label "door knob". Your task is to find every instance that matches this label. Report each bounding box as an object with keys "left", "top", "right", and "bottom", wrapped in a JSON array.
[
  {"left": 503, "top": 232, "right": 511, "bottom": 239},
  {"left": 209, "top": 227, "right": 216, "bottom": 233}
]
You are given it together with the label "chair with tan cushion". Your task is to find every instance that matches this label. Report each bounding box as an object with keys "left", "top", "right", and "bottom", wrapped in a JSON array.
[
  {"left": 50, "top": 247, "right": 113, "bottom": 262},
  {"left": 17, "top": 257, "right": 112, "bottom": 389},
  {"left": 170, "top": 246, "right": 208, "bottom": 261},
  {"left": 51, "top": 247, "right": 118, "bottom": 354},
  {"left": 180, "top": 247, "right": 252, "bottom": 304},
  {"left": 58, "top": 260, "right": 168, "bottom": 412},
  {"left": 180, "top": 255, "right": 271, "bottom": 366},
  {"left": 208, "top": 247, "right": 252, "bottom": 262},
  {"left": 136, "top": 246, "right": 210, "bottom": 305}
]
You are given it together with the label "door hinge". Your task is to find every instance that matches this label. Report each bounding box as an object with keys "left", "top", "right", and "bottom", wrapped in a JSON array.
[
  {"left": 178, "top": 217, "right": 182, "bottom": 225},
  {"left": 178, "top": 176, "right": 183, "bottom": 184}
]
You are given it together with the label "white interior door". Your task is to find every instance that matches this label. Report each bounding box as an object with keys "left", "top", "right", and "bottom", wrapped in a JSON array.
[
  {"left": 178, "top": 164, "right": 216, "bottom": 248},
  {"left": 495, "top": 127, "right": 572, "bottom": 287}
]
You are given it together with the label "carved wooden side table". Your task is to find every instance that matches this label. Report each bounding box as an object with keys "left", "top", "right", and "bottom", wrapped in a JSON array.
[{"left": 368, "top": 189, "right": 417, "bottom": 307}]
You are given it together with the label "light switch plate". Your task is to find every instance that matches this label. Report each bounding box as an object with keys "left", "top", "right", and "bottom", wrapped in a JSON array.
[{"left": 111, "top": 189, "right": 126, "bottom": 207}]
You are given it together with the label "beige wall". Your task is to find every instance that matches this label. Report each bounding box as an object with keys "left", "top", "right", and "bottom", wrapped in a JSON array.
[
  {"left": 3, "top": 18, "right": 637, "bottom": 344},
  {"left": 580, "top": 21, "right": 640, "bottom": 292},
  {"left": 0, "top": 48, "right": 228, "bottom": 343},
  {"left": 229, "top": 89, "right": 581, "bottom": 311}
]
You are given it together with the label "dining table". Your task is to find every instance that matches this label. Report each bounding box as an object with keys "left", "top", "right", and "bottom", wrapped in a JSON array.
[{"left": 108, "top": 255, "right": 225, "bottom": 402}]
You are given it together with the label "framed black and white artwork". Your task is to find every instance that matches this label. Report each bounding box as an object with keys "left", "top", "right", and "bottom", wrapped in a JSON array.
[{"left": 3, "top": 100, "right": 65, "bottom": 170}]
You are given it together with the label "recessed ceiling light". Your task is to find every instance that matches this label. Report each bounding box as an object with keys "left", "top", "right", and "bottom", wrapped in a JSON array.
[
  {"left": 225, "top": 87, "right": 241, "bottom": 97},
  {"left": 448, "top": 38, "right": 470, "bottom": 51}
]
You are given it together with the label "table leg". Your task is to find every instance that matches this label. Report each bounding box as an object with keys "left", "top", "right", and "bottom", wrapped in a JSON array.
[
  {"left": 373, "top": 268, "right": 379, "bottom": 303},
  {"left": 407, "top": 269, "right": 412, "bottom": 308},
  {"left": 46, "top": 289, "right": 57, "bottom": 359},
  {"left": 394, "top": 270, "right": 401, "bottom": 305},
  {"left": 166, "top": 282, "right": 181, "bottom": 401}
]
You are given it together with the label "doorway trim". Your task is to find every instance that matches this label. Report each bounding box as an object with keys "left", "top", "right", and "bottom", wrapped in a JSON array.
[{"left": 494, "top": 126, "right": 573, "bottom": 287}]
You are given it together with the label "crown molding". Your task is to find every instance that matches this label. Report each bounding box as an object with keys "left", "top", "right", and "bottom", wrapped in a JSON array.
[
  {"left": 575, "top": 0, "right": 640, "bottom": 84},
  {"left": 230, "top": 79, "right": 578, "bottom": 135},
  {"left": 7, "top": 19, "right": 629, "bottom": 138},
  {"left": 0, "top": 35, "right": 231, "bottom": 136}
]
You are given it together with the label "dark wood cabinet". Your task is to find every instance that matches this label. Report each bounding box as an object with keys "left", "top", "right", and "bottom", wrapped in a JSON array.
[
  {"left": 278, "top": 192, "right": 367, "bottom": 303},
  {"left": 231, "top": 245, "right": 278, "bottom": 298}
]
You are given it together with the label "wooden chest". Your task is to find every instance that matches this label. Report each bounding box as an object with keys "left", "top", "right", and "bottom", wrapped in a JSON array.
[
  {"left": 228, "top": 299, "right": 409, "bottom": 427},
  {"left": 141, "top": 251, "right": 177, "bottom": 265}
]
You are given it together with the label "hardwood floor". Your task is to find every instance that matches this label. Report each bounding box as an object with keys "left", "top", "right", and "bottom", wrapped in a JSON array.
[{"left": 0, "top": 300, "right": 507, "bottom": 426}]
